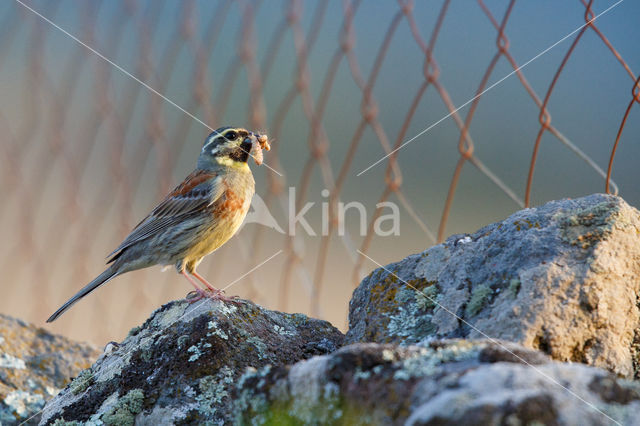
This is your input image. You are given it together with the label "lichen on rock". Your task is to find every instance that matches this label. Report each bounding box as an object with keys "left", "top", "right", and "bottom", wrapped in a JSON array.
[
  {"left": 346, "top": 194, "right": 640, "bottom": 378},
  {"left": 32, "top": 193, "right": 640, "bottom": 425},
  {"left": 39, "top": 298, "right": 343, "bottom": 424},
  {"left": 234, "top": 339, "right": 640, "bottom": 425},
  {"left": 0, "top": 314, "right": 99, "bottom": 424},
  {"left": 101, "top": 388, "right": 144, "bottom": 426}
]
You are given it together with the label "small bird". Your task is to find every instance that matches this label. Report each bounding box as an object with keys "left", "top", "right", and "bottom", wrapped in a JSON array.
[{"left": 47, "top": 126, "right": 270, "bottom": 323}]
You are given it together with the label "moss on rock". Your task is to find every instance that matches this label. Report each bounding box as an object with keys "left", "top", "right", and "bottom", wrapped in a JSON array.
[
  {"left": 101, "top": 389, "right": 144, "bottom": 426},
  {"left": 466, "top": 284, "right": 492, "bottom": 317}
]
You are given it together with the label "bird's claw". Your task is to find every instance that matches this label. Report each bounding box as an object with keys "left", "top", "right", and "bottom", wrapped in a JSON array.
[
  {"left": 185, "top": 289, "right": 241, "bottom": 305},
  {"left": 186, "top": 290, "right": 206, "bottom": 303},
  {"left": 210, "top": 289, "right": 242, "bottom": 304}
]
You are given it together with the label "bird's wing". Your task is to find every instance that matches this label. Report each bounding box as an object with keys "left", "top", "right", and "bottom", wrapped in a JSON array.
[{"left": 107, "top": 169, "right": 224, "bottom": 261}]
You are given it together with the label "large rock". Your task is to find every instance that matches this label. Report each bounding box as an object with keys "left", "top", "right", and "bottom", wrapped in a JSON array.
[
  {"left": 39, "top": 298, "right": 344, "bottom": 425},
  {"left": 235, "top": 339, "right": 640, "bottom": 425},
  {"left": 346, "top": 194, "right": 640, "bottom": 377},
  {"left": 0, "top": 314, "right": 99, "bottom": 425}
]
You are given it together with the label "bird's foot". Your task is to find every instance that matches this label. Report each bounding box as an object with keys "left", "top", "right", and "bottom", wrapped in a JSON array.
[
  {"left": 185, "top": 289, "right": 241, "bottom": 304},
  {"left": 207, "top": 288, "right": 242, "bottom": 304},
  {"left": 185, "top": 289, "right": 207, "bottom": 303}
]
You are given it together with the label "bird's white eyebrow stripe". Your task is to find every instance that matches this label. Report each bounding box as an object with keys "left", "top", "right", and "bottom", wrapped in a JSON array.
[{"left": 202, "top": 130, "right": 224, "bottom": 152}]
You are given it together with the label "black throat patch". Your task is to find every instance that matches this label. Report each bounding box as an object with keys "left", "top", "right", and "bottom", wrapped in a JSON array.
[{"left": 227, "top": 139, "right": 252, "bottom": 163}]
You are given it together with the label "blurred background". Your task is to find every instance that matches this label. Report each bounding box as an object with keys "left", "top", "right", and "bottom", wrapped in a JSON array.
[{"left": 0, "top": 0, "right": 638, "bottom": 345}]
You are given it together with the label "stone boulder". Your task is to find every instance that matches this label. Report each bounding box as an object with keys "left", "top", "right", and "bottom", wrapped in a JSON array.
[
  {"left": 0, "top": 314, "right": 99, "bottom": 425},
  {"left": 346, "top": 194, "right": 640, "bottom": 378},
  {"left": 235, "top": 339, "right": 640, "bottom": 425},
  {"left": 39, "top": 298, "right": 344, "bottom": 425},
  {"left": 38, "top": 193, "right": 640, "bottom": 424}
]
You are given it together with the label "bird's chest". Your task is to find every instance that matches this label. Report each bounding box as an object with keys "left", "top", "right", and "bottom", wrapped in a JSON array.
[
  {"left": 183, "top": 176, "right": 254, "bottom": 261},
  {"left": 203, "top": 173, "right": 255, "bottom": 245},
  {"left": 213, "top": 189, "right": 251, "bottom": 223},
  {"left": 212, "top": 176, "right": 254, "bottom": 222}
]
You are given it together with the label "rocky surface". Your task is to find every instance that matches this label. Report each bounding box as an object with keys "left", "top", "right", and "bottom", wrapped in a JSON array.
[
  {"left": 37, "top": 193, "right": 640, "bottom": 425},
  {"left": 346, "top": 194, "right": 640, "bottom": 378},
  {"left": 235, "top": 339, "right": 640, "bottom": 425},
  {"left": 39, "top": 298, "right": 344, "bottom": 425},
  {"left": 0, "top": 314, "right": 99, "bottom": 425}
]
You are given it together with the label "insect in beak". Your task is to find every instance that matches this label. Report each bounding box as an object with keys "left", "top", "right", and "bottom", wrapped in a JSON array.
[
  {"left": 248, "top": 132, "right": 270, "bottom": 166},
  {"left": 257, "top": 133, "right": 270, "bottom": 151}
]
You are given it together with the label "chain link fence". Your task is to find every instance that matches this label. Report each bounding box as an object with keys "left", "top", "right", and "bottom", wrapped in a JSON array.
[{"left": 1, "top": 0, "right": 638, "bottom": 344}]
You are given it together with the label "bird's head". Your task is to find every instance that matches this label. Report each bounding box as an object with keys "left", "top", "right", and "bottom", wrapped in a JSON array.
[{"left": 198, "top": 126, "right": 261, "bottom": 170}]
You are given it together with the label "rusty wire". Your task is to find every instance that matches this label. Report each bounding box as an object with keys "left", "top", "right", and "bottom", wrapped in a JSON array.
[{"left": 0, "top": 0, "right": 636, "bottom": 343}]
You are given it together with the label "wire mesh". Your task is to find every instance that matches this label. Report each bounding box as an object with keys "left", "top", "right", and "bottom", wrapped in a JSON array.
[{"left": 0, "top": 0, "right": 638, "bottom": 344}]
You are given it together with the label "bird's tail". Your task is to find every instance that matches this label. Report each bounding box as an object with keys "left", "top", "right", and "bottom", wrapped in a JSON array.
[{"left": 46, "top": 266, "right": 119, "bottom": 323}]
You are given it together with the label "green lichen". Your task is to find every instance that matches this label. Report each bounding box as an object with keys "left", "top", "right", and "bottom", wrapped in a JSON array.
[
  {"left": 197, "top": 367, "right": 235, "bottom": 419},
  {"left": 237, "top": 343, "right": 485, "bottom": 425},
  {"left": 152, "top": 302, "right": 188, "bottom": 328},
  {"left": 187, "top": 345, "right": 202, "bottom": 362},
  {"left": 207, "top": 320, "right": 229, "bottom": 340},
  {"left": 235, "top": 402, "right": 306, "bottom": 426},
  {"left": 395, "top": 279, "right": 438, "bottom": 311},
  {"left": 353, "top": 368, "right": 372, "bottom": 382},
  {"left": 508, "top": 278, "right": 521, "bottom": 297},
  {"left": 101, "top": 389, "right": 144, "bottom": 426},
  {"left": 393, "top": 354, "right": 433, "bottom": 380},
  {"left": 466, "top": 284, "right": 493, "bottom": 317},
  {"left": 234, "top": 365, "right": 347, "bottom": 425},
  {"left": 245, "top": 336, "right": 269, "bottom": 360},
  {"left": 70, "top": 369, "right": 94, "bottom": 395},
  {"left": 287, "top": 381, "right": 342, "bottom": 424},
  {"left": 186, "top": 338, "right": 213, "bottom": 364},
  {"left": 217, "top": 302, "right": 239, "bottom": 317},
  {"left": 415, "top": 284, "right": 438, "bottom": 311},
  {"left": 273, "top": 324, "right": 296, "bottom": 337},
  {"left": 53, "top": 419, "right": 81, "bottom": 426},
  {"left": 395, "top": 341, "right": 480, "bottom": 380},
  {"left": 386, "top": 306, "right": 436, "bottom": 343}
]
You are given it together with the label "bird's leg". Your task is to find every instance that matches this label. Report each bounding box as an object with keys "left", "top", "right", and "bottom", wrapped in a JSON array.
[
  {"left": 191, "top": 270, "right": 240, "bottom": 303},
  {"left": 191, "top": 270, "right": 218, "bottom": 292},
  {"left": 180, "top": 271, "right": 208, "bottom": 303}
]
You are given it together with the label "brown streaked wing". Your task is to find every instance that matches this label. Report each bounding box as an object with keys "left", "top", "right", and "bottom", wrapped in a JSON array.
[{"left": 106, "top": 169, "right": 223, "bottom": 261}]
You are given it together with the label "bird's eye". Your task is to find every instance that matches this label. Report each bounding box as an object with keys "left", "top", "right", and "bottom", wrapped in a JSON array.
[{"left": 225, "top": 131, "right": 238, "bottom": 141}]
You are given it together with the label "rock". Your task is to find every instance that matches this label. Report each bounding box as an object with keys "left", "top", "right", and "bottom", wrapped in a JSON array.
[
  {"left": 235, "top": 339, "right": 640, "bottom": 425},
  {"left": 346, "top": 194, "right": 640, "bottom": 378},
  {"left": 0, "top": 314, "right": 99, "bottom": 425},
  {"left": 39, "top": 298, "right": 344, "bottom": 425}
]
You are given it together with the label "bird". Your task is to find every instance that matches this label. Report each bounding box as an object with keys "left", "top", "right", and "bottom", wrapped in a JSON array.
[{"left": 46, "top": 126, "right": 270, "bottom": 323}]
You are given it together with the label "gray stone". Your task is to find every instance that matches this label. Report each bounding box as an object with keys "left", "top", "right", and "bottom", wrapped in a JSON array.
[
  {"left": 39, "top": 298, "right": 344, "bottom": 425},
  {"left": 346, "top": 194, "right": 640, "bottom": 378},
  {"left": 235, "top": 339, "right": 640, "bottom": 425},
  {"left": 0, "top": 314, "right": 99, "bottom": 425}
]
